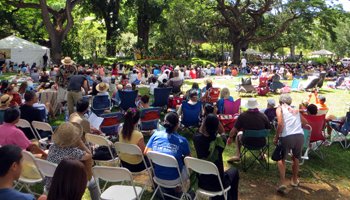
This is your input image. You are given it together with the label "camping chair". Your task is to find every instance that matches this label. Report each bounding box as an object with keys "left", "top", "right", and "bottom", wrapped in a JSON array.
[
  {"left": 207, "top": 88, "right": 221, "bottom": 104},
  {"left": 114, "top": 142, "right": 154, "bottom": 189},
  {"left": 240, "top": 129, "right": 270, "bottom": 171},
  {"left": 286, "top": 125, "right": 312, "bottom": 165},
  {"left": 181, "top": 101, "right": 202, "bottom": 134},
  {"left": 93, "top": 166, "right": 144, "bottom": 200},
  {"left": 119, "top": 90, "right": 138, "bottom": 112},
  {"left": 139, "top": 107, "right": 161, "bottom": 134},
  {"left": 91, "top": 95, "right": 112, "bottom": 116},
  {"left": 256, "top": 77, "right": 269, "bottom": 96},
  {"left": 237, "top": 77, "right": 256, "bottom": 96},
  {"left": 32, "top": 121, "right": 54, "bottom": 149},
  {"left": 152, "top": 87, "right": 172, "bottom": 109},
  {"left": 147, "top": 151, "right": 191, "bottom": 200},
  {"left": 223, "top": 98, "right": 241, "bottom": 115},
  {"left": 99, "top": 112, "right": 123, "bottom": 136},
  {"left": 269, "top": 81, "right": 284, "bottom": 93},
  {"left": 291, "top": 78, "right": 301, "bottom": 91},
  {"left": 85, "top": 133, "right": 119, "bottom": 166},
  {"left": 302, "top": 114, "right": 327, "bottom": 159},
  {"left": 16, "top": 119, "right": 40, "bottom": 140},
  {"left": 330, "top": 111, "right": 350, "bottom": 149},
  {"left": 184, "top": 157, "right": 230, "bottom": 200}
]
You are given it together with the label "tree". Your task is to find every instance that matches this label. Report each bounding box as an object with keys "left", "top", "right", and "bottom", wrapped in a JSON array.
[{"left": 6, "top": 0, "right": 82, "bottom": 64}]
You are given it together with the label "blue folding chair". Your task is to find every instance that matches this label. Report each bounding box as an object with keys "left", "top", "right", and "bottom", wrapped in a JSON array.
[
  {"left": 100, "top": 112, "right": 123, "bottom": 136},
  {"left": 139, "top": 107, "right": 161, "bottom": 134},
  {"left": 91, "top": 95, "right": 112, "bottom": 116},
  {"left": 152, "top": 88, "right": 172, "bottom": 108},
  {"left": 119, "top": 90, "right": 138, "bottom": 112},
  {"left": 181, "top": 101, "right": 202, "bottom": 134}
]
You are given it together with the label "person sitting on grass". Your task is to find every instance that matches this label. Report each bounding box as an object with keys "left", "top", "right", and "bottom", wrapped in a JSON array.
[{"left": 0, "top": 145, "right": 35, "bottom": 200}]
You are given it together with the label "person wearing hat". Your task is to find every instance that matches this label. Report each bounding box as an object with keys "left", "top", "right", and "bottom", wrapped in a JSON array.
[
  {"left": 96, "top": 82, "right": 109, "bottom": 96},
  {"left": 227, "top": 98, "right": 271, "bottom": 162},
  {"left": 0, "top": 94, "right": 12, "bottom": 124},
  {"left": 46, "top": 122, "right": 99, "bottom": 200},
  {"left": 66, "top": 71, "right": 89, "bottom": 115},
  {"left": 56, "top": 57, "right": 77, "bottom": 104}
]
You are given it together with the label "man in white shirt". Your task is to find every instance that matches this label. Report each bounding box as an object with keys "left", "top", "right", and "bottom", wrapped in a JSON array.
[{"left": 241, "top": 57, "right": 247, "bottom": 68}]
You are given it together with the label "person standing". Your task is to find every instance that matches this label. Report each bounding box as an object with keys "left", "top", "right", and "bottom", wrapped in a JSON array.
[
  {"left": 56, "top": 57, "right": 77, "bottom": 105},
  {"left": 66, "top": 72, "right": 89, "bottom": 115}
]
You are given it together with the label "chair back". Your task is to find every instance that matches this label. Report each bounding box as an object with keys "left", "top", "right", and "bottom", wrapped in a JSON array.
[
  {"left": 243, "top": 129, "right": 270, "bottom": 138},
  {"left": 36, "top": 107, "right": 47, "bottom": 122},
  {"left": 340, "top": 111, "right": 350, "bottom": 134},
  {"left": 119, "top": 90, "right": 138, "bottom": 111},
  {"left": 208, "top": 88, "right": 220, "bottom": 103},
  {"left": 223, "top": 98, "right": 241, "bottom": 115},
  {"left": 34, "top": 159, "right": 57, "bottom": 178},
  {"left": 291, "top": 78, "right": 300, "bottom": 90},
  {"left": 21, "top": 151, "right": 43, "bottom": 180},
  {"left": 115, "top": 142, "right": 143, "bottom": 156},
  {"left": 147, "top": 151, "right": 179, "bottom": 168},
  {"left": 140, "top": 107, "right": 161, "bottom": 131},
  {"left": 85, "top": 133, "right": 115, "bottom": 160},
  {"left": 92, "top": 95, "right": 111, "bottom": 115},
  {"left": 16, "top": 119, "right": 39, "bottom": 140},
  {"left": 259, "top": 77, "right": 268, "bottom": 87},
  {"left": 99, "top": 112, "right": 123, "bottom": 136},
  {"left": 302, "top": 114, "right": 326, "bottom": 142},
  {"left": 153, "top": 88, "right": 172, "bottom": 107},
  {"left": 32, "top": 121, "right": 54, "bottom": 135},
  {"left": 181, "top": 101, "right": 202, "bottom": 127}
]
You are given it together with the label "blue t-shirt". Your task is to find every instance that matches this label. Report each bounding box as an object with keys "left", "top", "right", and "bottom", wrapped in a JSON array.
[
  {"left": 0, "top": 188, "right": 35, "bottom": 200},
  {"left": 146, "top": 130, "right": 190, "bottom": 180}
]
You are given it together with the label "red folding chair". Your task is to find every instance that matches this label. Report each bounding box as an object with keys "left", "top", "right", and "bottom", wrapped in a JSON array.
[
  {"left": 302, "top": 114, "right": 327, "bottom": 159},
  {"left": 139, "top": 107, "right": 161, "bottom": 134}
]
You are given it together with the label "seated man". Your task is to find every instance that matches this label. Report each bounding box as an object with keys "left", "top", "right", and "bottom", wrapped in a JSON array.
[
  {"left": 138, "top": 95, "right": 151, "bottom": 109},
  {"left": 0, "top": 108, "right": 47, "bottom": 158},
  {"left": 0, "top": 145, "right": 35, "bottom": 200},
  {"left": 227, "top": 98, "right": 271, "bottom": 162}
]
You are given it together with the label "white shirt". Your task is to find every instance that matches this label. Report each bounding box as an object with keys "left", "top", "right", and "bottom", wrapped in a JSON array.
[
  {"left": 157, "top": 73, "right": 168, "bottom": 83},
  {"left": 241, "top": 58, "right": 247, "bottom": 68},
  {"left": 281, "top": 104, "right": 303, "bottom": 137},
  {"left": 129, "top": 73, "right": 138, "bottom": 83},
  {"left": 149, "top": 82, "right": 159, "bottom": 95}
]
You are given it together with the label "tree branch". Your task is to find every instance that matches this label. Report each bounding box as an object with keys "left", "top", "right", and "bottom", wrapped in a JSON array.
[
  {"left": 39, "top": 0, "right": 55, "bottom": 36},
  {"left": 5, "top": 0, "right": 59, "bottom": 16}
]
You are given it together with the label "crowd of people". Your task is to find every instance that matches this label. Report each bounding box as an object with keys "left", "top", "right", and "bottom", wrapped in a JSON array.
[{"left": 0, "top": 56, "right": 347, "bottom": 200}]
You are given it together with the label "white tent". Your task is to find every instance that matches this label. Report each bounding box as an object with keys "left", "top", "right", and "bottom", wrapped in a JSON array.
[
  {"left": 0, "top": 35, "right": 50, "bottom": 67},
  {"left": 311, "top": 49, "right": 334, "bottom": 56}
]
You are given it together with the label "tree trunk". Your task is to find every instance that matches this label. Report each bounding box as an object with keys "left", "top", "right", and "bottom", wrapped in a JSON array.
[
  {"left": 232, "top": 43, "right": 241, "bottom": 65},
  {"left": 106, "top": 26, "right": 118, "bottom": 57},
  {"left": 49, "top": 34, "right": 63, "bottom": 64},
  {"left": 136, "top": 0, "right": 150, "bottom": 53},
  {"left": 290, "top": 45, "right": 295, "bottom": 60},
  {"left": 270, "top": 51, "right": 274, "bottom": 61}
]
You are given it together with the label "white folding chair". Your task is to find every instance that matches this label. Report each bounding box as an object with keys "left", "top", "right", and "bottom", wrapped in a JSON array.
[
  {"left": 114, "top": 142, "right": 154, "bottom": 190},
  {"left": 16, "top": 119, "right": 40, "bottom": 140},
  {"left": 85, "top": 133, "right": 119, "bottom": 166},
  {"left": 17, "top": 151, "right": 43, "bottom": 196},
  {"left": 34, "top": 158, "right": 57, "bottom": 194},
  {"left": 92, "top": 166, "right": 143, "bottom": 200},
  {"left": 32, "top": 121, "right": 54, "bottom": 149},
  {"left": 184, "top": 157, "right": 230, "bottom": 200},
  {"left": 147, "top": 151, "right": 190, "bottom": 200}
]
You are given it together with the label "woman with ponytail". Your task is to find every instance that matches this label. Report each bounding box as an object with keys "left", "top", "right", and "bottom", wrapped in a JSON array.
[
  {"left": 193, "top": 114, "right": 239, "bottom": 200},
  {"left": 118, "top": 108, "right": 148, "bottom": 172},
  {"left": 145, "top": 112, "right": 191, "bottom": 187}
]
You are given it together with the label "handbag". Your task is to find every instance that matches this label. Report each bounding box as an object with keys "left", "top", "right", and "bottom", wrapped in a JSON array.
[{"left": 272, "top": 140, "right": 284, "bottom": 161}]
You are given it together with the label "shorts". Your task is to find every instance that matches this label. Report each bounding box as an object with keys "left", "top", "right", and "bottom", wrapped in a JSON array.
[{"left": 281, "top": 134, "right": 304, "bottom": 160}]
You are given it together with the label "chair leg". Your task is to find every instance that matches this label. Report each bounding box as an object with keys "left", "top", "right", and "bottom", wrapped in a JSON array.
[{"left": 150, "top": 186, "right": 160, "bottom": 200}]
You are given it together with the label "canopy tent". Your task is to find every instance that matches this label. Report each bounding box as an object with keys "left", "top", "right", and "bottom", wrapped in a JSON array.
[
  {"left": 244, "top": 48, "right": 262, "bottom": 55},
  {"left": 311, "top": 49, "right": 334, "bottom": 56},
  {"left": 0, "top": 35, "right": 50, "bottom": 67}
]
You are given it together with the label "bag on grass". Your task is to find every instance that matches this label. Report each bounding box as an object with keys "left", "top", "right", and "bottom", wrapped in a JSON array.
[{"left": 272, "top": 140, "right": 284, "bottom": 161}]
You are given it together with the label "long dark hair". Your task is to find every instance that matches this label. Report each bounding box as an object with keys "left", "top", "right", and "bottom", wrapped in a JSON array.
[
  {"left": 122, "top": 108, "right": 140, "bottom": 140},
  {"left": 47, "top": 159, "right": 87, "bottom": 200},
  {"left": 204, "top": 114, "right": 219, "bottom": 141},
  {"left": 163, "top": 112, "right": 179, "bottom": 134}
]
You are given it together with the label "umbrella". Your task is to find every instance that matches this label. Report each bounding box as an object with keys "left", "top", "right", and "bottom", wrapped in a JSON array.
[
  {"left": 311, "top": 49, "right": 334, "bottom": 56},
  {"left": 244, "top": 48, "right": 262, "bottom": 55}
]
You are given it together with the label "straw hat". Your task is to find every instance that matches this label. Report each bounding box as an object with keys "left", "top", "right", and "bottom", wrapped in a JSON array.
[
  {"left": 52, "top": 122, "right": 83, "bottom": 148},
  {"left": 245, "top": 98, "right": 259, "bottom": 109},
  {"left": 0, "top": 94, "right": 13, "bottom": 107},
  {"left": 61, "top": 57, "right": 75, "bottom": 66},
  {"left": 96, "top": 82, "right": 109, "bottom": 93}
]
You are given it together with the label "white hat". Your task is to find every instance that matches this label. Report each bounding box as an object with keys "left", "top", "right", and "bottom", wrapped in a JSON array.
[
  {"left": 267, "top": 99, "right": 276, "bottom": 106},
  {"left": 245, "top": 98, "right": 259, "bottom": 109}
]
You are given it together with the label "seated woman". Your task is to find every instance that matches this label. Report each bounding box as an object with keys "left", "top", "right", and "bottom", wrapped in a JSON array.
[
  {"left": 199, "top": 103, "right": 225, "bottom": 134},
  {"left": 193, "top": 114, "right": 239, "bottom": 200},
  {"left": 177, "top": 89, "right": 200, "bottom": 117},
  {"left": 118, "top": 108, "right": 148, "bottom": 172},
  {"left": 167, "top": 70, "right": 183, "bottom": 94},
  {"left": 145, "top": 112, "right": 190, "bottom": 192},
  {"left": 184, "top": 82, "right": 201, "bottom": 100},
  {"left": 264, "top": 99, "right": 277, "bottom": 122},
  {"left": 38, "top": 159, "right": 87, "bottom": 200},
  {"left": 217, "top": 88, "right": 234, "bottom": 114}
]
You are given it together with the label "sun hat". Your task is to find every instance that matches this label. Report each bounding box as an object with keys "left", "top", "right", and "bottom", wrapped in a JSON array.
[
  {"left": 96, "top": 82, "right": 109, "bottom": 93},
  {"left": 245, "top": 98, "right": 259, "bottom": 109},
  {"left": 267, "top": 99, "right": 276, "bottom": 107},
  {"left": 0, "top": 94, "right": 13, "bottom": 107},
  {"left": 52, "top": 122, "right": 83, "bottom": 148},
  {"left": 61, "top": 57, "right": 75, "bottom": 65}
]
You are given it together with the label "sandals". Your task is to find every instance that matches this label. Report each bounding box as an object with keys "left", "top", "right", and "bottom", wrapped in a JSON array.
[
  {"left": 277, "top": 185, "right": 287, "bottom": 194},
  {"left": 291, "top": 179, "right": 300, "bottom": 187}
]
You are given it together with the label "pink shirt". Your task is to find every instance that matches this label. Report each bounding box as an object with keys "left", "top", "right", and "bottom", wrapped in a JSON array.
[{"left": 0, "top": 123, "right": 31, "bottom": 150}]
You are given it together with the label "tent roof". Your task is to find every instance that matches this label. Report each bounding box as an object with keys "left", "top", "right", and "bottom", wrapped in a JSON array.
[
  {"left": 0, "top": 35, "right": 49, "bottom": 50},
  {"left": 245, "top": 48, "right": 262, "bottom": 55},
  {"left": 311, "top": 49, "right": 334, "bottom": 56}
]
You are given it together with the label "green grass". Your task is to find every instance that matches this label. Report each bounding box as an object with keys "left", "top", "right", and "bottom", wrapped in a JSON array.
[{"left": 123, "top": 57, "right": 216, "bottom": 66}]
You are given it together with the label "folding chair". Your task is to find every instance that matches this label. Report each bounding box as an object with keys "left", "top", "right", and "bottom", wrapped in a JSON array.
[
  {"left": 207, "top": 88, "right": 220, "bottom": 104},
  {"left": 99, "top": 112, "right": 123, "bottom": 136},
  {"left": 223, "top": 98, "right": 241, "bottom": 115},
  {"left": 91, "top": 95, "right": 112, "bottom": 116},
  {"left": 93, "top": 166, "right": 144, "bottom": 200},
  {"left": 237, "top": 78, "right": 256, "bottom": 96},
  {"left": 139, "top": 107, "right": 161, "bottom": 134},
  {"left": 115, "top": 142, "right": 154, "bottom": 189},
  {"left": 184, "top": 157, "right": 230, "bottom": 200},
  {"left": 32, "top": 121, "right": 54, "bottom": 149},
  {"left": 240, "top": 129, "right": 270, "bottom": 171},
  {"left": 34, "top": 158, "right": 57, "bottom": 194},
  {"left": 302, "top": 114, "right": 327, "bottom": 159},
  {"left": 147, "top": 151, "right": 191, "bottom": 200},
  {"left": 286, "top": 124, "right": 312, "bottom": 165},
  {"left": 119, "top": 90, "right": 138, "bottom": 112},
  {"left": 17, "top": 151, "right": 43, "bottom": 196},
  {"left": 181, "top": 101, "right": 202, "bottom": 134},
  {"left": 152, "top": 87, "right": 172, "bottom": 109},
  {"left": 330, "top": 112, "right": 350, "bottom": 149},
  {"left": 16, "top": 119, "right": 40, "bottom": 140},
  {"left": 85, "top": 133, "right": 119, "bottom": 166}
]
